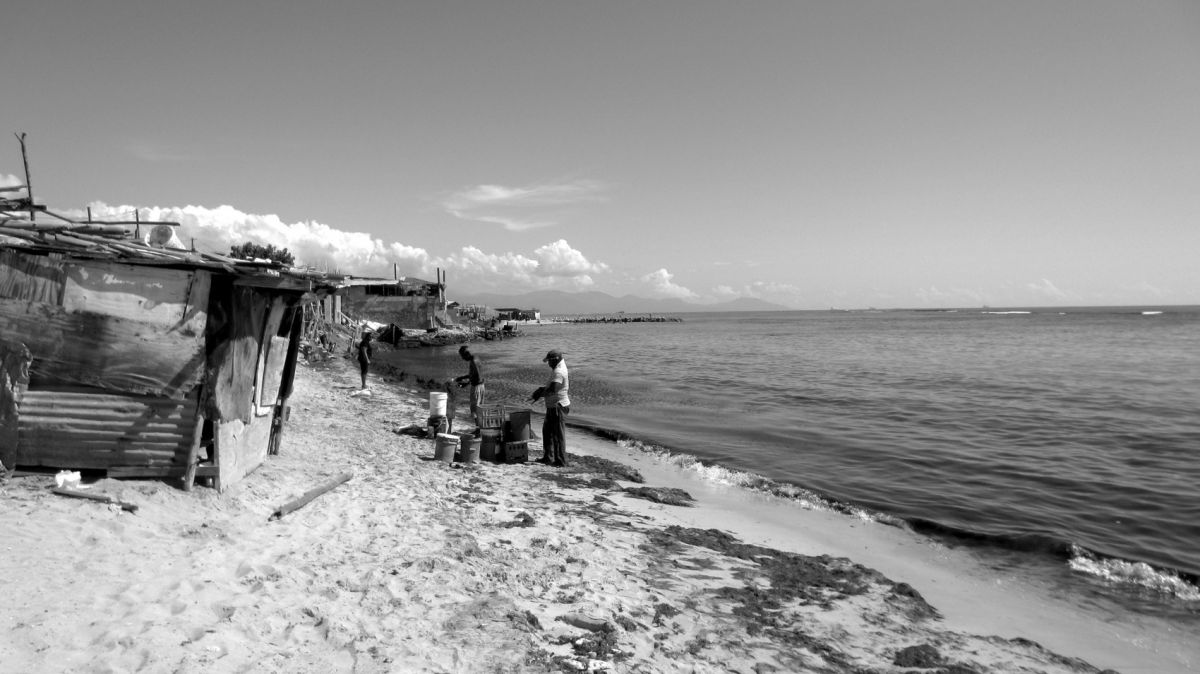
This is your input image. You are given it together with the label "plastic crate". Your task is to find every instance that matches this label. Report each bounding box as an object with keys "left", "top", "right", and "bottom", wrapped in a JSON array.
[
  {"left": 500, "top": 441, "right": 529, "bottom": 464},
  {"left": 478, "top": 405, "right": 506, "bottom": 429}
]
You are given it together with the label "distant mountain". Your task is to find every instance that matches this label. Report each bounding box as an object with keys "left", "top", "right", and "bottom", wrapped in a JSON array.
[{"left": 450, "top": 289, "right": 790, "bottom": 314}]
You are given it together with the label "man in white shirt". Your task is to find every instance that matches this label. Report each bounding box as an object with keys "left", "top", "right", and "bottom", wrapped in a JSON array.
[{"left": 531, "top": 349, "right": 570, "bottom": 467}]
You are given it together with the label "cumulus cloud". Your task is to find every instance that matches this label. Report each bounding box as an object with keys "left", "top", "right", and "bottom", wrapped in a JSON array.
[
  {"left": 641, "top": 268, "right": 698, "bottom": 299},
  {"left": 533, "top": 239, "right": 609, "bottom": 277},
  {"left": 442, "top": 179, "right": 607, "bottom": 231},
  {"left": 63, "top": 203, "right": 612, "bottom": 294},
  {"left": 1, "top": 173, "right": 28, "bottom": 200},
  {"left": 441, "top": 239, "right": 607, "bottom": 291},
  {"left": 64, "top": 203, "right": 430, "bottom": 277}
]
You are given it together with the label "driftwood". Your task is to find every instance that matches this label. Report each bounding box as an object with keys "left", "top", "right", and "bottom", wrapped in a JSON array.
[
  {"left": 269, "top": 472, "right": 352, "bottom": 521},
  {"left": 51, "top": 487, "right": 139, "bottom": 513}
]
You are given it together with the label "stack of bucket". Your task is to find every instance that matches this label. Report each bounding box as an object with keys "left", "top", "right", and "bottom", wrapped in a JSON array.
[
  {"left": 458, "top": 433, "right": 481, "bottom": 463},
  {"left": 479, "top": 428, "right": 502, "bottom": 461},
  {"left": 427, "top": 391, "right": 448, "bottom": 437},
  {"left": 502, "top": 410, "right": 531, "bottom": 463}
]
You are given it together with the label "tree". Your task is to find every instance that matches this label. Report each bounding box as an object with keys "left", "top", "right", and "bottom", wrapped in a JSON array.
[{"left": 230, "top": 241, "right": 295, "bottom": 266}]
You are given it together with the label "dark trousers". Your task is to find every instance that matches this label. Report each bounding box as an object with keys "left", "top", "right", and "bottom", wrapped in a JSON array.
[{"left": 542, "top": 404, "right": 569, "bottom": 466}]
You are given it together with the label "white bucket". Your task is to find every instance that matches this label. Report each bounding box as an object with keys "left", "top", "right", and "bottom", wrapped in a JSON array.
[
  {"left": 434, "top": 433, "right": 458, "bottom": 463},
  {"left": 429, "top": 391, "right": 448, "bottom": 417}
]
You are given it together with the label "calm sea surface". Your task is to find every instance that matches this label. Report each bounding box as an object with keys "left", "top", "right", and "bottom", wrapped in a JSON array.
[{"left": 383, "top": 306, "right": 1200, "bottom": 626}]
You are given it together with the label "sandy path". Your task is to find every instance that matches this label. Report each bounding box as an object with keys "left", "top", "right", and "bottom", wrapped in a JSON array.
[{"left": 1, "top": 355, "right": 1122, "bottom": 673}]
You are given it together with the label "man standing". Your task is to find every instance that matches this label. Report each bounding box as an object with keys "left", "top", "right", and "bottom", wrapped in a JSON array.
[
  {"left": 455, "top": 345, "right": 485, "bottom": 430},
  {"left": 531, "top": 349, "right": 570, "bottom": 467}
]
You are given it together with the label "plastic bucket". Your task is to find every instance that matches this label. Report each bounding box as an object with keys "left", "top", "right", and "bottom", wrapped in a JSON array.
[
  {"left": 427, "top": 415, "right": 448, "bottom": 438},
  {"left": 429, "top": 392, "right": 448, "bottom": 417},
  {"left": 434, "top": 433, "right": 458, "bottom": 463},
  {"left": 505, "top": 409, "right": 531, "bottom": 442},
  {"left": 458, "top": 433, "right": 480, "bottom": 463},
  {"left": 479, "top": 429, "right": 501, "bottom": 462}
]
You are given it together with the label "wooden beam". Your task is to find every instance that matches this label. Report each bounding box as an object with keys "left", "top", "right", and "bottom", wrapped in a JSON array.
[
  {"left": 182, "top": 405, "right": 207, "bottom": 491},
  {"left": 268, "top": 472, "right": 352, "bottom": 520},
  {"left": 52, "top": 487, "right": 139, "bottom": 513}
]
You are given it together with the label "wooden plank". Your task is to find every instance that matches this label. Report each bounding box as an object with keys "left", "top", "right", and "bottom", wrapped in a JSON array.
[
  {"left": 269, "top": 473, "right": 352, "bottom": 520},
  {"left": 52, "top": 487, "right": 138, "bottom": 513},
  {"left": 255, "top": 297, "right": 288, "bottom": 412},
  {"left": 182, "top": 407, "right": 206, "bottom": 492},
  {"left": 214, "top": 413, "right": 272, "bottom": 491},
  {"left": 208, "top": 286, "right": 265, "bottom": 422}
]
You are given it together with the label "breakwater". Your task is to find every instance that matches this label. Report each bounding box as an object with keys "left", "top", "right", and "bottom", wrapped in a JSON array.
[{"left": 546, "top": 314, "right": 683, "bottom": 323}]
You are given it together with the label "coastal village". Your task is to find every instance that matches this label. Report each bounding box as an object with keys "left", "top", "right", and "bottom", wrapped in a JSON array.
[
  {"left": 1, "top": 143, "right": 1164, "bottom": 672},
  {"left": 0, "top": 139, "right": 682, "bottom": 492},
  {"left": 0, "top": 149, "right": 552, "bottom": 491}
]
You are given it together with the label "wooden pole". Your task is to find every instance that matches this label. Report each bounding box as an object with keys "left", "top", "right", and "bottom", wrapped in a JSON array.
[
  {"left": 181, "top": 404, "right": 207, "bottom": 491},
  {"left": 15, "top": 133, "right": 33, "bottom": 223},
  {"left": 52, "top": 487, "right": 139, "bottom": 513},
  {"left": 269, "top": 472, "right": 353, "bottom": 520}
]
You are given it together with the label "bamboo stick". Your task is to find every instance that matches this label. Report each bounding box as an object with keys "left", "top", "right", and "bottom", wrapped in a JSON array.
[{"left": 268, "top": 472, "right": 352, "bottom": 521}]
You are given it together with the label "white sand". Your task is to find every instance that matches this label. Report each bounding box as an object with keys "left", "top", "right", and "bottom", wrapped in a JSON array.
[{"left": 2, "top": 355, "right": 1194, "bottom": 673}]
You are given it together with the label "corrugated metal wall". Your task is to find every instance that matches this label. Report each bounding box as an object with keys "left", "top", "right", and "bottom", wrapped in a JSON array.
[{"left": 16, "top": 387, "right": 199, "bottom": 470}]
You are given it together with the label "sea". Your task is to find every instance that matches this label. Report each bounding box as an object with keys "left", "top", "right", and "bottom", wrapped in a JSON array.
[{"left": 380, "top": 305, "right": 1200, "bottom": 632}]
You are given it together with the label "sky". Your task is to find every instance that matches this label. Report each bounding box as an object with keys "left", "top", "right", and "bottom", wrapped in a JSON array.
[{"left": 2, "top": 0, "right": 1198, "bottom": 309}]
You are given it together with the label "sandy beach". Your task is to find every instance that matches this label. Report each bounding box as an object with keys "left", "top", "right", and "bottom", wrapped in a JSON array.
[{"left": 2, "top": 353, "right": 1191, "bottom": 673}]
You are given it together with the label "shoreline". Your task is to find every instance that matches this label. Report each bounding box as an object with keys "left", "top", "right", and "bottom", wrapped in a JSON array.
[{"left": 2, "top": 356, "right": 1194, "bottom": 672}]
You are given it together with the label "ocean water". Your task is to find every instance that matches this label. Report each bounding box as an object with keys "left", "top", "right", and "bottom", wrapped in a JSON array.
[{"left": 381, "top": 306, "right": 1200, "bottom": 627}]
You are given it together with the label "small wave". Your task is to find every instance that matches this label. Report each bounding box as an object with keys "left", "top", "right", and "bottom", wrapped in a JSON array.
[
  {"left": 981, "top": 311, "right": 1032, "bottom": 315},
  {"left": 1068, "top": 546, "right": 1200, "bottom": 600},
  {"left": 613, "top": 437, "right": 884, "bottom": 522},
  {"left": 1141, "top": 311, "right": 1163, "bottom": 316}
]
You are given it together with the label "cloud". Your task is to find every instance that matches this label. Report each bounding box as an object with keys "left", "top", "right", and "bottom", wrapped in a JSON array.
[
  {"left": 64, "top": 203, "right": 613, "bottom": 295},
  {"left": 442, "top": 239, "right": 608, "bottom": 292},
  {"left": 66, "top": 203, "right": 428, "bottom": 277},
  {"left": 533, "top": 239, "right": 609, "bottom": 277},
  {"left": 1, "top": 174, "right": 27, "bottom": 200},
  {"left": 442, "top": 179, "right": 607, "bottom": 231},
  {"left": 641, "top": 268, "right": 698, "bottom": 300}
]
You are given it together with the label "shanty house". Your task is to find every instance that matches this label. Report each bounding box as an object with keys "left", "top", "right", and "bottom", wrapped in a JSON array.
[
  {"left": 0, "top": 227, "right": 336, "bottom": 490},
  {"left": 339, "top": 274, "right": 448, "bottom": 329}
]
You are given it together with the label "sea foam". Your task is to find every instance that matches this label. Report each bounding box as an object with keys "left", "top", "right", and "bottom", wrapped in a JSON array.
[
  {"left": 615, "top": 437, "right": 883, "bottom": 523},
  {"left": 1069, "top": 546, "right": 1200, "bottom": 600}
]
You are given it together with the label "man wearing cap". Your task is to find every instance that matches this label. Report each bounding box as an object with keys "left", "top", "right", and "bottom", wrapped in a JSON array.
[
  {"left": 531, "top": 349, "right": 570, "bottom": 467},
  {"left": 455, "top": 345, "right": 485, "bottom": 430}
]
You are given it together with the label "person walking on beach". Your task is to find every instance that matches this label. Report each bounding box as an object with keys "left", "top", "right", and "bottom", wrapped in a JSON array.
[
  {"left": 356, "top": 331, "right": 373, "bottom": 390},
  {"left": 531, "top": 349, "right": 570, "bottom": 467},
  {"left": 455, "top": 345, "right": 485, "bottom": 430}
]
